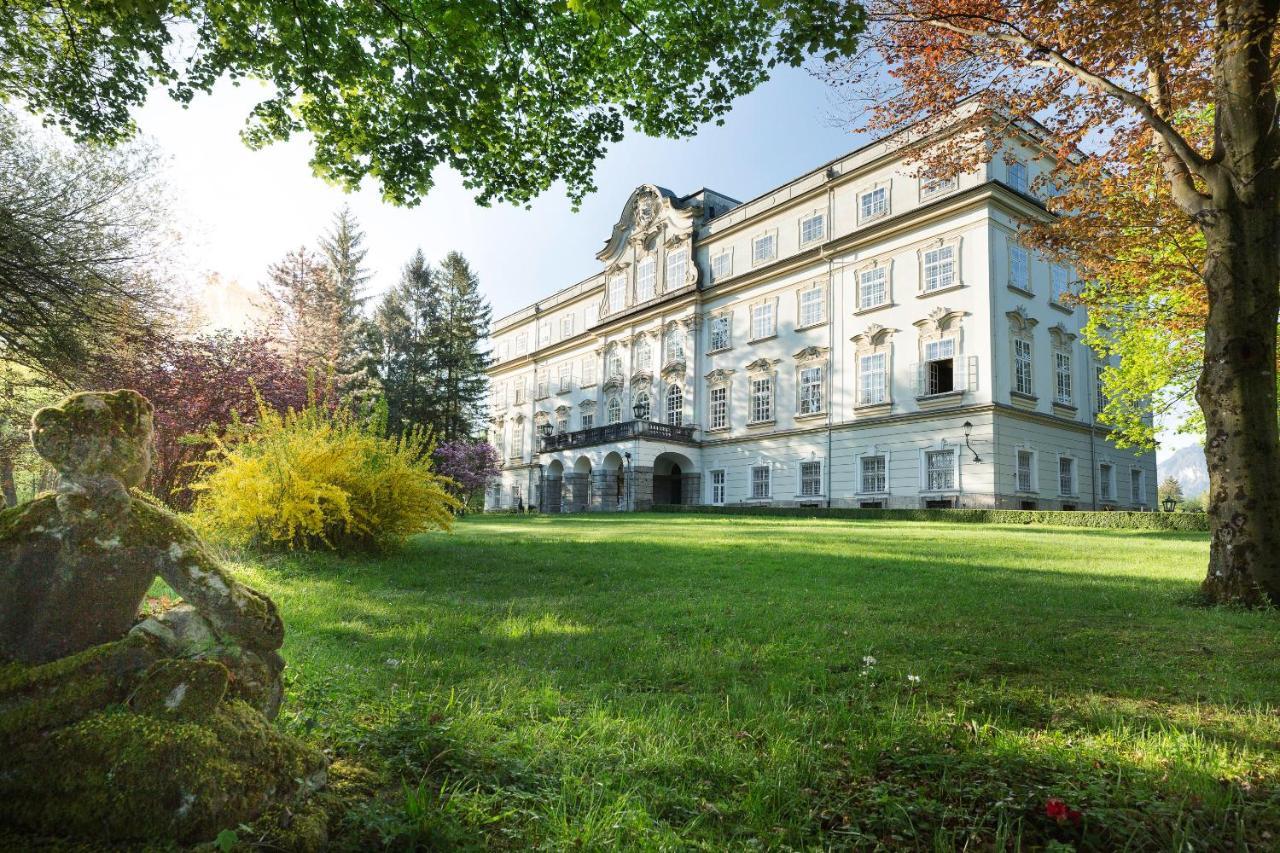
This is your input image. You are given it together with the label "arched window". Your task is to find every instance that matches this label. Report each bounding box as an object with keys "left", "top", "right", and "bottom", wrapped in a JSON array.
[
  {"left": 634, "top": 391, "right": 651, "bottom": 421},
  {"left": 666, "top": 385, "right": 683, "bottom": 426},
  {"left": 606, "top": 396, "right": 622, "bottom": 424}
]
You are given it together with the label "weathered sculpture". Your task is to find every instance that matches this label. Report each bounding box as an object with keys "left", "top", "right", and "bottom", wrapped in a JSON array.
[{"left": 0, "top": 390, "right": 327, "bottom": 846}]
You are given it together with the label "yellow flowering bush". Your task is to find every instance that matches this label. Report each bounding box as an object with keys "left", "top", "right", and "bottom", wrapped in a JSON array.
[{"left": 190, "top": 399, "right": 459, "bottom": 552}]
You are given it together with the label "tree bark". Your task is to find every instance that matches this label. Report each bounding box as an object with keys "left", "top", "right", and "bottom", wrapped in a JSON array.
[
  {"left": 0, "top": 455, "right": 16, "bottom": 507},
  {"left": 1197, "top": 0, "right": 1280, "bottom": 606}
]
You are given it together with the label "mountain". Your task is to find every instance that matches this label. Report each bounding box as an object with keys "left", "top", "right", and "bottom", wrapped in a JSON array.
[{"left": 1158, "top": 444, "right": 1209, "bottom": 498}]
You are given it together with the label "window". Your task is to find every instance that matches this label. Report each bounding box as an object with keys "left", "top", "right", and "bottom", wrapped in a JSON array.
[
  {"left": 751, "top": 465, "right": 771, "bottom": 499},
  {"left": 1008, "top": 160, "right": 1029, "bottom": 193},
  {"left": 1059, "top": 457, "right": 1076, "bottom": 496},
  {"left": 750, "top": 376, "right": 773, "bottom": 423},
  {"left": 582, "top": 359, "right": 597, "bottom": 386},
  {"left": 1017, "top": 449, "right": 1035, "bottom": 492},
  {"left": 666, "top": 385, "right": 683, "bottom": 426},
  {"left": 859, "top": 352, "right": 888, "bottom": 405},
  {"left": 607, "top": 349, "right": 623, "bottom": 379},
  {"left": 635, "top": 338, "right": 652, "bottom": 371},
  {"left": 750, "top": 302, "right": 775, "bottom": 340},
  {"left": 709, "top": 315, "right": 731, "bottom": 351},
  {"left": 752, "top": 233, "right": 776, "bottom": 264},
  {"left": 535, "top": 369, "right": 549, "bottom": 399},
  {"left": 633, "top": 391, "right": 651, "bottom": 421},
  {"left": 580, "top": 411, "right": 594, "bottom": 430},
  {"left": 1009, "top": 243, "right": 1030, "bottom": 291},
  {"left": 515, "top": 333, "right": 528, "bottom": 355},
  {"left": 922, "top": 244, "right": 956, "bottom": 292},
  {"left": 1095, "top": 365, "right": 1108, "bottom": 414},
  {"left": 556, "top": 414, "right": 569, "bottom": 433},
  {"left": 512, "top": 425, "right": 524, "bottom": 458},
  {"left": 926, "top": 449, "right": 956, "bottom": 491},
  {"left": 560, "top": 315, "right": 575, "bottom": 338},
  {"left": 711, "top": 250, "right": 732, "bottom": 282},
  {"left": 860, "top": 186, "right": 889, "bottom": 221},
  {"left": 1052, "top": 265, "right": 1071, "bottom": 304},
  {"left": 635, "top": 256, "right": 656, "bottom": 302},
  {"left": 1014, "top": 338, "right": 1034, "bottom": 396},
  {"left": 606, "top": 396, "right": 622, "bottom": 424},
  {"left": 710, "top": 470, "right": 726, "bottom": 505},
  {"left": 859, "top": 267, "right": 888, "bottom": 310},
  {"left": 666, "top": 246, "right": 689, "bottom": 289},
  {"left": 608, "top": 273, "right": 626, "bottom": 313},
  {"left": 800, "top": 212, "right": 825, "bottom": 245},
  {"left": 709, "top": 385, "right": 728, "bottom": 430},
  {"left": 664, "top": 332, "right": 683, "bottom": 365},
  {"left": 539, "top": 320, "right": 553, "bottom": 346},
  {"left": 924, "top": 338, "right": 957, "bottom": 395},
  {"left": 861, "top": 455, "right": 886, "bottom": 493},
  {"left": 799, "top": 366, "right": 824, "bottom": 415},
  {"left": 799, "top": 287, "right": 826, "bottom": 327},
  {"left": 558, "top": 363, "right": 571, "bottom": 393},
  {"left": 1131, "top": 469, "right": 1146, "bottom": 505},
  {"left": 800, "top": 461, "right": 822, "bottom": 497},
  {"left": 1055, "top": 351, "right": 1073, "bottom": 404},
  {"left": 1099, "top": 463, "right": 1115, "bottom": 501},
  {"left": 514, "top": 378, "right": 527, "bottom": 404},
  {"left": 921, "top": 175, "right": 957, "bottom": 200}
]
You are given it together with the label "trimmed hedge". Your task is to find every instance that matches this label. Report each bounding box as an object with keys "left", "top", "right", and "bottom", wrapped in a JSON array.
[{"left": 650, "top": 503, "right": 1210, "bottom": 531}]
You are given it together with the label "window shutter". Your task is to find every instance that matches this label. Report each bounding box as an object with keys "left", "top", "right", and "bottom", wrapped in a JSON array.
[
  {"left": 911, "top": 362, "right": 923, "bottom": 396},
  {"left": 967, "top": 355, "right": 979, "bottom": 392}
]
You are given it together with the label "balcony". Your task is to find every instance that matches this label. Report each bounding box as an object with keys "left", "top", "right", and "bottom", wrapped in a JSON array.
[{"left": 539, "top": 419, "right": 697, "bottom": 453}]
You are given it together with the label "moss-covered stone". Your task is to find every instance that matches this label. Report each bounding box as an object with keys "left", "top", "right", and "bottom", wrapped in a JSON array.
[{"left": 128, "top": 659, "right": 228, "bottom": 723}]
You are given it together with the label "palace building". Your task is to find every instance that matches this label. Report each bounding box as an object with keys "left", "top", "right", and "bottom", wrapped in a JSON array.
[{"left": 484, "top": 111, "right": 1156, "bottom": 513}]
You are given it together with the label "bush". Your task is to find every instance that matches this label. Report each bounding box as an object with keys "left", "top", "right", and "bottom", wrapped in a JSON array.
[
  {"left": 651, "top": 504, "right": 1209, "bottom": 531},
  {"left": 191, "top": 398, "right": 459, "bottom": 552}
]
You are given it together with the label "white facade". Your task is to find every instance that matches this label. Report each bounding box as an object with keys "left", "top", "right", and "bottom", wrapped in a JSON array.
[{"left": 485, "top": 118, "right": 1156, "bottom": 513}]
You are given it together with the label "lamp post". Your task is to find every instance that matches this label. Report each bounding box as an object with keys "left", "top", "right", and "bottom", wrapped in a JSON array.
[
  {"left": 1162, "top": 495, "right": 1178, "bottom": 513},
  {"left": 962, "top": 421, "right": 982, "bottom": 463}
]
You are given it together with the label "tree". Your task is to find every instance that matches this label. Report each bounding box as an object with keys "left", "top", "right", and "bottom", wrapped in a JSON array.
[
  {"left": 318, "top": 207, "right": 377, "bottom": 404},
  {"left": 88, "top": 331, "right": 308, "bottom": 508},
  {"left": 369, "top": 250, "right": 442, "bottom": 436},
  {"left": 0, "top": 363, "right": 62, "bottom": 506},
  {"left": 0, "top": 1, "right": 862, "bottom": 207},
  {"left": 432, "top": 439, "right": 500, "bottom": 512},
  {"left": 0, "top": 108, "right": 172, "bottom": 382},
  {"left": 1159, "top": 476, "right": 1185, "bottom": 506},
  {"left": 434, "top": 253, "right": 492, "bottom": 441},
  {"left": 836, "top": 1, "right": 1280, "bottom": 605}
]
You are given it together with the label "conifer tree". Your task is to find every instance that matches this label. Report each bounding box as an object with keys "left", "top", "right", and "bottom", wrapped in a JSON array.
[
  {"left": 318, "top": 207, "right": 377, "bottom": 406},
  {"left": 435, "top": 252, "right": 491, "bottom": 441},
  {"left": 370, "top": 251, "right": 442, "bottom": 435}
]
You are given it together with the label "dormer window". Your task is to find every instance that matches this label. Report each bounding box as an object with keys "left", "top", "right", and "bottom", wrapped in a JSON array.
[
  {"left": 665, "top": 246, "right": 688, "bottom": 290},
  {"left": 608, "top": 273, "right": 626, "bottom": 313},
  {"left": 859, "top": 186, "right": 889, "bottom": 223},
  {"left": 635, "top": 256, "right": 656, "bottom": 302}
]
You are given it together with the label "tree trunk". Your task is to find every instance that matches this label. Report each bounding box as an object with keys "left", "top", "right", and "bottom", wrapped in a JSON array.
[
  {"left": 1197, "top": 0, "right": 1280, "bottom": 605},
  {"left": 0, "top": 454, "right": 16, "bottom": 507}
]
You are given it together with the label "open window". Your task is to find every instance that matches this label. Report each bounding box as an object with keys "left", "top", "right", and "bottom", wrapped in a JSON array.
[{"left": 924, "top": 338, "right": 956, "bottom": 395}]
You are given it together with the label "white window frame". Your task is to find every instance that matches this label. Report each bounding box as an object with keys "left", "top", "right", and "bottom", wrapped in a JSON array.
[
  {"left": 797, "top": 284, "right": 826, "bottom": 328},
  {"left": 635, "top": 255, "right": 656, "bottom": 302},
  {"left": 1013, "top": 337, "right": 1035, "bottom": 397},
  {"left": 539, "top": 320, "right": 553, "bottom": 347},
  {"left": 557, "top": 363, "right": 572, "bottom": 393},
  {"left": 665, "top": 245, "right": 689, "bottom": 290},
  {"left": 799, "top": 211, "right": 826, "bottom": 246},
  {"left": 710, "top": 469, "right": 726, "bottom": 505},
  {"left": 799, "top": 460, "right": 823, "bottom": 497},
  {"left": 708, "top": 313, "right": 732, "bottom": 352},
  {"left": 1098, "top": 462, "right": 1116, "bottom": 502},
  {"left": 664, "top": 328, "right": 684, "bottom": 365},
  {"left": 1015, "top": 447, "right": 1038, "bottom": 493},
  {"left": 858, "top": 351, "right": 889, "bottom": 406},
  {"left": 922, "top": 336, "right": 959, "bottom": 396},
  {"left": 857, "top": 264, "right": 890, "bottom": 311},
  {"left": 666, "top": 384, "right": 684, "bottom": 426},
  {"left": 515, "top": 333, "right": 528, "bottom": 355},
  {"left": 750, "top": 465, "right": 772, "bottom": 500},
  {"left": 749, "top": 299, "right": 777, "bottom": 342},
  {"left": 1007, "top": 159, "right": 1029, "bottom": 194},
  {"left": 1008, "top": 241, "right": 1031, "bottom": 292},
  {"left": 859, "top": 453, "right": 888, "bottom": 494},
  {"left": 1051, "top": 265, "right": 1072, "bottom": 305},
  {"left": 1058, "top": 455, "right": 1077, "bottom": 497},
  {"left": 751, "top": 231, "right": 778, "bottom": 266},
  {"left": 608, "top": 273, "right": 627, "bottom": 313},
  {"left": 749, "top": 375, "right": 774, "bottom": 424},
  {"left": 580, "top": 410, "right": 595, "bottom": 430},
  {"left": 922, "top": 447, "right": 959, "bottom": 493},
  {"left": 1054, "top": 349, "right": 1073, "bottom": 405},
  {"left": 581, "top": 358, "right": 597, "bottom": 387},
  {"left": 858, "top": 184, "right": 890, "bottom": 224},
  {"left": 798, "top": 364, "right": 824, "bottom": 416},
  {"left": 606, "top": 396, "right": 623, "bottom": 425},
  {"left": 708, "top": 383, "right": 729, "bottom": 431},
  {"left": 560, "top": 314, "right": 575, "bottom": 338},
  {"left": 919, "top": 241, "right": 960, "bottom": 293},
  {"left": 920, "top": 174, "right": 957, "bottom": 201},
  {"left": 634, "top": 337, "right": 652, "bottom": 371},
  {"left": 710, "top": 248, "right": 733, "bottom": 282},
  {"left": 1130, "top": 468, "right": 1147, "bottom": 506},
  {"left": 633, "top": 390, "right": 651, "bottom": 421}
]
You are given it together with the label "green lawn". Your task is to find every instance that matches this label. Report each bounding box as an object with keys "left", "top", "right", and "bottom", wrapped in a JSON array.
[{"left": 233, "top": 514, "right": 1278, "bottom": 849}]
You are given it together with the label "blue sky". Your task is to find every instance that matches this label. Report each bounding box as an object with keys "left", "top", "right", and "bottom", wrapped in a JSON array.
[{"left": 140, "top": 65, "right": 862, "bottom": 326}]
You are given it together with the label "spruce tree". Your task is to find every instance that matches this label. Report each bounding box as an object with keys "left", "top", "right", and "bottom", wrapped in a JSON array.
[
  {"left": 318, "top": 206, "right": 377, "bottom": 406},
  {"left": 435, "top": 252, "right": 491, "bottom": 441},
  {"left": 371, "top": 250, "right": 441, "bottom": 435}
]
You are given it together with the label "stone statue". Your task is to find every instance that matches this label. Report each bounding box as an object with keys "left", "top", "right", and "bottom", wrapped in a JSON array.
[{"left": 0, "top": 390, "right": 326, "bottom": 846}]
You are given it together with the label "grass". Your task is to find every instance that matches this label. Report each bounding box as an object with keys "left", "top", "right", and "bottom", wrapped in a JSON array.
[{"left": 225, "top": 515, "right": 1277, "bottom": 849}]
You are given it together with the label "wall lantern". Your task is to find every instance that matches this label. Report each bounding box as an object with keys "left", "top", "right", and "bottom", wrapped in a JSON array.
[
  {"left": 538, "top": 422, "right": 553, "bottom": 437},
  {"left": 962, "top": 421, "right": 982, "bottom": 463},
  {"left": 1162, "top": 495, "right": 1178, "bottom": 513},
  {"left": 633, "top": 401, "right": 647, "bottom": 420}
]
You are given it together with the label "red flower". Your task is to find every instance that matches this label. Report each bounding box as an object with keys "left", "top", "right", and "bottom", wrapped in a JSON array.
[{"left": 1045, "top": 798, "right": 1083, "bottom": 824}]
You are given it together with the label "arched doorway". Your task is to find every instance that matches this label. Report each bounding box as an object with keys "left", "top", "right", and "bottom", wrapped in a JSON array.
[
  {"left": 602, "top": 451, "right": 626, "bottom": 511},
  {"left": 571, "top": 456, "right": 592, "bottom": 513},
  {"left": 545, "top": 459, "right": 564, "bottom": 513},
  {"left": 653, "top": 452, "right": 695, "bottom": 506}
]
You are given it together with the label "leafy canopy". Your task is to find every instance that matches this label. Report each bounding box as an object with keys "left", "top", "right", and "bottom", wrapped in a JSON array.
[{"left": 2, "top": 0, "right": 863, "bottom": 206}]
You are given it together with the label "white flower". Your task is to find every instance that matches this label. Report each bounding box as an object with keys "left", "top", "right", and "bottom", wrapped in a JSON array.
[
  {"left": 385, "top": 658, "right": 401, "bottom": 668},
  {"left": 906, "top": 674, "right": 921, "bottom": 684},
  {"left": 862, "top": 655, "right": 878, "bottom": 667}
]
